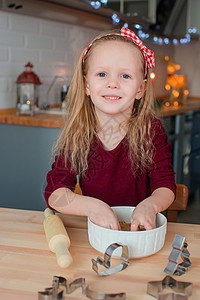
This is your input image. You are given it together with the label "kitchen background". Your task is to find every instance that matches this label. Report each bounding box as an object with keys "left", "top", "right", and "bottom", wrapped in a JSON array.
[
  {"left": 0, "top": 4, "right": 200, "bottom": 109},
  {"left": 0, "top": 1, "right": 200, "bottom": 223},
  {"left": 0, "top": 10, "right": 101, "bottom": 108}
]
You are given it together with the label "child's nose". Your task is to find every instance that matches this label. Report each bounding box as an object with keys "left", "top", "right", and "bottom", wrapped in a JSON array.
[{"left": 107, "top": 77, "right": 119, "bottom": 89}]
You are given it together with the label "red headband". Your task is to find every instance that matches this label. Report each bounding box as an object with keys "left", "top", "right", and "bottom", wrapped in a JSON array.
[{"left": 82, "top": 27, "right": 155, "bottom": 77}]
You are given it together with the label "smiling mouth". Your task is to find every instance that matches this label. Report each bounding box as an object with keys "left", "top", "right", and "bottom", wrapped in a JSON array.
[{"left": 103, "top": 96, "right": 121, "bottom": 100}]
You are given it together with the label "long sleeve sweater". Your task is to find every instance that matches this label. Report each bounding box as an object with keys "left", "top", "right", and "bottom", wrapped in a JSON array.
[{"left": 44, "top": 118, "right": 176, "bottom": 207}]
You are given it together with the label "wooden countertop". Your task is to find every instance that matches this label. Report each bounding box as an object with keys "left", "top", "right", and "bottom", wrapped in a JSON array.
[
  {"left": 0, "top": 99, "right": 200, "bottom": 128},
  {"left": 0, "top": 108, "right": 64, "bottom": 128},
  {"left": 157, "top": 99, "right": 200, "bottom": 118},
  {"left": 0, "top": 207, "right": 200, "bottom": 299}
]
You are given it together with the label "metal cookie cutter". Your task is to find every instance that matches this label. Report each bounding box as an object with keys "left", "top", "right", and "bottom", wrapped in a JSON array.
[
  {"left": 38, "top": 276, "right": 126, "bottom": 300},
  {"left": 92, "top": 242, "right": 129, "bottom": 276},
  {"left": 164, "top": 234, "right": 192, "bottom": 276},
  {"left": 158, "top": 293, "right": 189, "bottom": 299},
  {"left": 147, "top": 275, "right": 192, "bottom": 299}
]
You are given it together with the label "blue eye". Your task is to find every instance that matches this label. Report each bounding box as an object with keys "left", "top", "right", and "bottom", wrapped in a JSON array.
[
  {"left": 97, "top": 72, "right": 106, "bottom": 77},
  {"left": 122, "top": 74, "right": 130, "bottom": 79}
]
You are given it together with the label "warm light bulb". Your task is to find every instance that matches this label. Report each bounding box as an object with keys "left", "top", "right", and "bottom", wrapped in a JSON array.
[
  {"left": 172, "top": 90, "right": 179, "bottom": 98},
  {"left": 165, "top": 102, "right": 170, "bottom": 107},
  {"left": 165, "top": 84, "right": 171, "bottom": 91},
  {"left": 27, "top": 100, "right": 30, "bottom": 104},
  {"left": 165, "top": 56, "right": 169, "bottom": 61},
  {"left": 184, "top": 89, "right": 189, "bottom": 96},
  {"left": 173, "top": 101, "right": 179, "bottom": 107},
  {"left": 150, "top": 72, "right": 155, "bottom": 79}
]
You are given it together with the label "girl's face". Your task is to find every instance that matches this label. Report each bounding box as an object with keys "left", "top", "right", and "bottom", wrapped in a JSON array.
[{"left": 85, "top": 40, "right": 146, "bottom": 120}]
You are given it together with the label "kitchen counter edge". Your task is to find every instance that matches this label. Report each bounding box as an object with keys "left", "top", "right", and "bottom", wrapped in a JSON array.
[{"left": 1, "top": 100, "right": 200, "bottom": 128}]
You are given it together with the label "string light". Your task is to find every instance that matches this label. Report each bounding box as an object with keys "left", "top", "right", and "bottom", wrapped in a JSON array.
[
  {"left": 172, "top": 90, "right": 180, "bottom": 98},
  {"left": 173, "top": 100, "right": 179, "bottom": 107},
  {"left": 153, "top": 36, "right": 158, "bottom": 43},
  {"left": 172, "top": 39, "right": 178, "bottom": 45},
  {"left": 112, "top": 13, "right": 120, "bottom": 24},
  {"left": 88, "top": 2, "right": 197, "bottom": 45},
  {"left": 164, "top": 38, "right": 169, "bottom": 45},
  {"left": 188, "top": 27, "right": 197, "bottom": 34},
  {"left": 89, "top": 1, "right": 101, "bottom": 9},
  {"left": 184, "top": 89, "right": 189, "bottom": 96},
  {"left": 137, "top": 30, "right": 149, "bottom": 40},
  {"left": 137, "top": 26, "right": 193, "bottom": 45},
  {"left": 164, "top": 101, "right": 170, "bottom": 107},
  {"left": 134, "top": 24, "right": 142, "bottom": 30},
  {"left": 123, "top": 23, "right": 129, "bottom": 28}
]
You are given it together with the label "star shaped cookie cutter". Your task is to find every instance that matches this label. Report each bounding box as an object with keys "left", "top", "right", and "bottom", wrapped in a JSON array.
[
  {"left": 158, "top": 293, "right": 189, "bottom": 299},
  {"left": 164, "top": 234, "right": 192, "bottom": 276},
  {"left": 38, "top": 276, "right": 126, "bottom": 299},
  {"left": 91, "top": 242, "right": 129, "bottom": 276},
  {"left": 147, "top": 275, "right": 192, "bottom": 299}
]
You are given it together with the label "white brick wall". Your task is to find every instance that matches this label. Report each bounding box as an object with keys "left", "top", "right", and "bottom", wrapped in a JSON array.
[
  {"left": 0, "top": 12, "right": 8, "bottom": 29},
  {"left": 0, "top": 11, "right": 100, "bottom": 108},
  {"left": 10, "top": 14, "right": 40, "bottom": 33},
  {"left": 0, "top": 46, "right": 8, "bottom": 61},
  {"left": 0, "top": 30, "right": 24, "bottom": 46},
  {"left": 1, "top": 10, "right": 199, "bottom": 110}
]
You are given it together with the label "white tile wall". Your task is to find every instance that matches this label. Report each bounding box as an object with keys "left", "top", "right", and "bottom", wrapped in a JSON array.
[
  {"left": 0, "top": 11, "right": 100, "bottom": 109},
  {"left": 10, "top": 14, "right": 40, "bottom": 33},
  {"left": 26, "top": 34, "right": 53, "bottom": 49},
  {"left": 0, "top": 78, "right": 9, "bottom": 92},
  {"left": 0, "top": 30, "right": 24, "bottom": 46},
  {"left": 0, "top": 46, "right": 8, "bottom": 61},
  {"left": 10, "top": 48, "right": 40, "bottom": 62},
  {"left": 0, "top": 10, "right": 199, "bottom": 110},
  {"left": 0, "top": 12, "right": 8, "bottom": 29},
  {"left": 41, "top": 20, "right": 65, "bottom": 37}
]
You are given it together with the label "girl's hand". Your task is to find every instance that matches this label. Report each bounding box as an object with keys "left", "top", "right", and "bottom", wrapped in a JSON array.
[
  {"left": 87, "top": 199, "right": 121, "bottom": 230},
  {"left": 130, "top": 197, "right": 157, "bottom": 231},
  {"left": 48, "top": 188, "right": 120, "bottom": 230},
  {"left": 130, "top": 187, "right": 175, "bottom": 231}
]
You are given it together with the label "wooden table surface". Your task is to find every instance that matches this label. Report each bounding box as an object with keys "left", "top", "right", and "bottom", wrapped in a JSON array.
[{"left": 0, "top": 208, "right": 200, "bottom": 299}]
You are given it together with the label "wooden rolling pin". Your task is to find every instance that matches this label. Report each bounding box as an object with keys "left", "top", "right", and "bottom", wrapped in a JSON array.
[{"left": 43, "top": 208, "right": 73, "bottom": 268}]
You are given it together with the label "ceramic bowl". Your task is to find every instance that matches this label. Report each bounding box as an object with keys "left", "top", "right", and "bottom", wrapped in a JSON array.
[{"left": 88, "top": 206, "right": 167, "bottom": 258}]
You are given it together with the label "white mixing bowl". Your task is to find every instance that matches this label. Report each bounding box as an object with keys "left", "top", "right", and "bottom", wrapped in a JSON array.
[{"left": 88, "top": 206, "right": 167, "bottom": 258}]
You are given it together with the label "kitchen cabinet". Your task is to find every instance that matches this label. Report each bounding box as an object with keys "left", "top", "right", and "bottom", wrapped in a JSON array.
[
  {"left": 182, "top": 111, "right": 200, "bottom": 196},
  {"left": 161, "top": 110, "right": 200, "bottom": 197},
  {"left": 0, "top": 123, "right": 60, "bottom": 210}
]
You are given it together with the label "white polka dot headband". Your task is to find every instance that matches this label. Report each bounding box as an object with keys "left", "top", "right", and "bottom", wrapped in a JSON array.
[{"left": 83, "top": 27, "right": 155, "bottom": 77}]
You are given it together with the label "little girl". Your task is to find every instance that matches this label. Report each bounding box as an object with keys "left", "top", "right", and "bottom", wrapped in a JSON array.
[{"left": 44, "top": 27, "right": 176, "bottom": 231}]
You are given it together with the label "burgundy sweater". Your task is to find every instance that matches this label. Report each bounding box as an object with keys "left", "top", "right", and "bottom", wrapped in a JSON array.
[{"left": 44, "top": 119, "right": 176, "bottom": 207}]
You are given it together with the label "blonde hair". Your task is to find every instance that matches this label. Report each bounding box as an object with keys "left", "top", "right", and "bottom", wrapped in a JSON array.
[{"left": 53, "top": 31, "right": 156, "bottom": 175}]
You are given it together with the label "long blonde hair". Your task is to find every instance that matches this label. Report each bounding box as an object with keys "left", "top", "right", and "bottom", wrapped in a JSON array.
[{"left": 53, "top": 31, "right": 156, "bottom": 175}]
